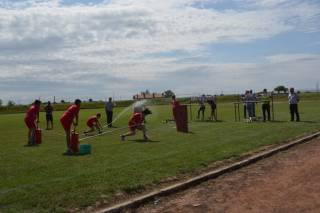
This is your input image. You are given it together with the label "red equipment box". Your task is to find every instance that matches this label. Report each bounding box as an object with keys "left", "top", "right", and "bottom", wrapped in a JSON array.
[
  {"left": 173, "top": 105, "right": 188, "bottom": 133},
  {"left": 70, "top": 131, "right": 79, "bottom": 153},
  {"left": 35, "top": 129, "right": 42, "bottom": 144}
]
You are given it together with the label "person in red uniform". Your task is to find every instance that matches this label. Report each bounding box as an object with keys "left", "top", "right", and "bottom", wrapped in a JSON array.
[
  {"left": 172, "top": 95, "right": 180, "bottom": 121},
  {"left": 84, "top": 113, "right": 102, "bottom": 135},
  {"left": 164, "top": 95, "right": 180, "bottom": 123},
  {"left": 60, "top": 99, "right": 81, "bottom": 153},
  {"left": 24, "top": 100, "right": 41, "bottom": 145},
  {"left": 121, "top": 108, "right": 152, "bottom": 141},
  {"left": 171, "top": 95, "right": 180, "bottom": 108}
]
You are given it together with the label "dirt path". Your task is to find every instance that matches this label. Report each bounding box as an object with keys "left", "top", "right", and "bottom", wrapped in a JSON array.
[{"left": 137, "top": 139, "right": 320, "bottom": 213}]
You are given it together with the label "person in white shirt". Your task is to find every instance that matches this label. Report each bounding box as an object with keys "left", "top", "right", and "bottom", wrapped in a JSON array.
[
  {"left": 288, "top": 87, "right": 300, "bottom": 122},
  {"left": 197, "top": 94, "right": 206, "bottom": 120},
  {"left": 105, "top": 97, "right": 115, "bottom": 128}
]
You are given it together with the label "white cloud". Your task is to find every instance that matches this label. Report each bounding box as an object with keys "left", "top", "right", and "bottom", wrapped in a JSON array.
[
  {"left": 0, "top": 0, "right": 319, "bottom": 102},
  {"left": 266, "top": 53, "right": 320, "bottom": 63}
]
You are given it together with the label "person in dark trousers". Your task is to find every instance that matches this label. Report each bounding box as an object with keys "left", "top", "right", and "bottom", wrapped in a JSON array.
[
  {"left": 249, "top": 90, "right": 256, "bottom": 117},
  {"left": 244, "top": 90, "right": 254, "bottom": 121},
  {"left": 260, "top": 89, "right": 271, "bottom": 122},
  {"left": 45, "top": 101, "right": 54, "bottom": 130},
  {"left": 241, "top": 91, "right": 248, "bottom": 119},
  {"left": 288, "top": 87, "right": 300, "bottom": 122},
  {"left": 197, "top": 94, "right": 206, "bottom": 120},
  {"left": 105, "top": 97, "right": 115, "bottom": 128},
  {"left": 207, "top": 95, "right": 217, "bottom": 121}
]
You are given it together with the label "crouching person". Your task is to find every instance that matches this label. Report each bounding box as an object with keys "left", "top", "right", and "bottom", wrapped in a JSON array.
[
  {"left": 84, "top": 113, "right": 102, "bottom": 135},
  {"left": 121, "top": 108, "right": 152, "bottom": 141}
]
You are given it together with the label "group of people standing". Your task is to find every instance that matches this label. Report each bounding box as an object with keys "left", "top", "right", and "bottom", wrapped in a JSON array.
[
  {"left": 242, "top": 90, "right": 269, "bottom": 122},
  {"left": 241, "top": 88, "right": 300, "bottom": 122},
  {"left": 196, "top": 94, "right": 217, "bottom": 121}
]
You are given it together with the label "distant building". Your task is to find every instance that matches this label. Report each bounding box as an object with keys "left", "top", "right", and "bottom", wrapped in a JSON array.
[{"left": 133, "top": 92, "right": 164, "bottom": 100}]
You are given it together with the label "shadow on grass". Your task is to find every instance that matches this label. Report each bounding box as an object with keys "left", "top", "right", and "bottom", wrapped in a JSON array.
[
  {"left": 129, "top": 139, "right": 161, "bottom": 143},
  {"left": 62, "top": 152, "right": 91, "bottom": 157},
  {"left": 192, "top": 119, "right": 224, "bottom": 123},
  {"left": 269, "top": 120, "right": 287, "bottom": 123},
  {"left": 205, "top": 119, "right": 224, "bottom": 123},
  {"left": 23, "top": 144, "right": 39, "bottom": 147},
  {"left": 105, "top": 126, "right": 118, "bottom": 128},
  {"left": 299, "top": 120, "right": 318, "bottom": 123}
]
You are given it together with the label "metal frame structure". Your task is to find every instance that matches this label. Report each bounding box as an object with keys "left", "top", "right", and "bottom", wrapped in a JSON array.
[{"left": 234, "top": 94, "right": 275, "bottom": 122}]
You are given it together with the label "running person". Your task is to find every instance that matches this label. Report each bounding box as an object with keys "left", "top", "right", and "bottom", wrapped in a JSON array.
[
  {"left": 84, "top": 113, "right": 102, "bottom": 135},
  {"left": 60, "top": 99, "right": 81, "bottom": 153},
  {"left": 44, "top": 101, "right": 53, "bottom": 130},
  {"left": 24, "top": 100, "right": 41, "bottom": 145},
  {"left": 121, "top": 108, "right": 152, "bottom": 141}
]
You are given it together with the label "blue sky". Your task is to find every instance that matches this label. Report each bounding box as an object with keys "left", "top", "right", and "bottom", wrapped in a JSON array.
[{"left": 0, "top": 0, "right": 319, "bottom": 104}]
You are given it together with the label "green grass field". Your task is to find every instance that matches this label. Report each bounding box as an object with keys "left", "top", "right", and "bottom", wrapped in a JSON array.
[{"left": 1, "top": 100, "right": 320, "bottom": 212}]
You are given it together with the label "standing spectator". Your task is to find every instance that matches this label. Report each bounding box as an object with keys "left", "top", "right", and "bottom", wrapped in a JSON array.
[
  {"left": 207, "top": 95, "right": 217, "bottom": 121},
  {"left": 45, "top": 101, "right": 54, "bottom": 130},
  {"left": 105, "top": 97, "right": 115, "bottom": 128},
  {"left": 24, "top": 100, "right": 41, "bottom": 145},
  {"left": 245, "top": 91, "right": 254, "bottom": 121},
  {"left": 250, "top": 90, "right": 257, "bottom": 117},
  {"left": 197, "top": 94, "right": 206, "bottom": 120},
  {"left": 288, "top": 88, "right": 300, "bottom": 122},
  {"left": 261, "top": 89, "right": 271, "bottom": 122},
  {"left": 60, "top": 99, "right": 81, "bottom": 154},
  {"left": 241, "top": 91, "right": 248, "bottom": 119}
]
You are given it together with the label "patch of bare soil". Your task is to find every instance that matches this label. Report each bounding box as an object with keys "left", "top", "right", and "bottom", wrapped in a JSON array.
[{"left": 137, "top": 139, "right": 320, "bottom": 213}]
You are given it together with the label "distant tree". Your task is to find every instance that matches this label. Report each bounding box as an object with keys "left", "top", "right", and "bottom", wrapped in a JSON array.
[
  {"left": 88, "top": 98, "right": 93, "bottom": 102},
  {"left": 7, "top": 100, "right": 15, "bottom": 107},
  {"left": 274, "top": 85, "right": 288, "bottom": 94},
  {"left": 0, "top": 99, "right": 2, "bottom": 107},
  {"left": 145, "top": 89, "right": 150, "bottom": 95},
  {"left": 61, "top": 100, "right": 65, "bottom": 103},
  {"left": 163, "top": 90, "right": 175, "bottom": 98}
]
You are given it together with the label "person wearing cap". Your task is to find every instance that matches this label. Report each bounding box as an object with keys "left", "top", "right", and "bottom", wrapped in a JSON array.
[
  {"left": 84, "top": 113, "right": 102, "bottom": 135},
  {"left": 288, "top": 87, "right": 300, "bottom": 122},
  {"left": 24, "top": 100, "right": 41, "bottom": 145}
]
